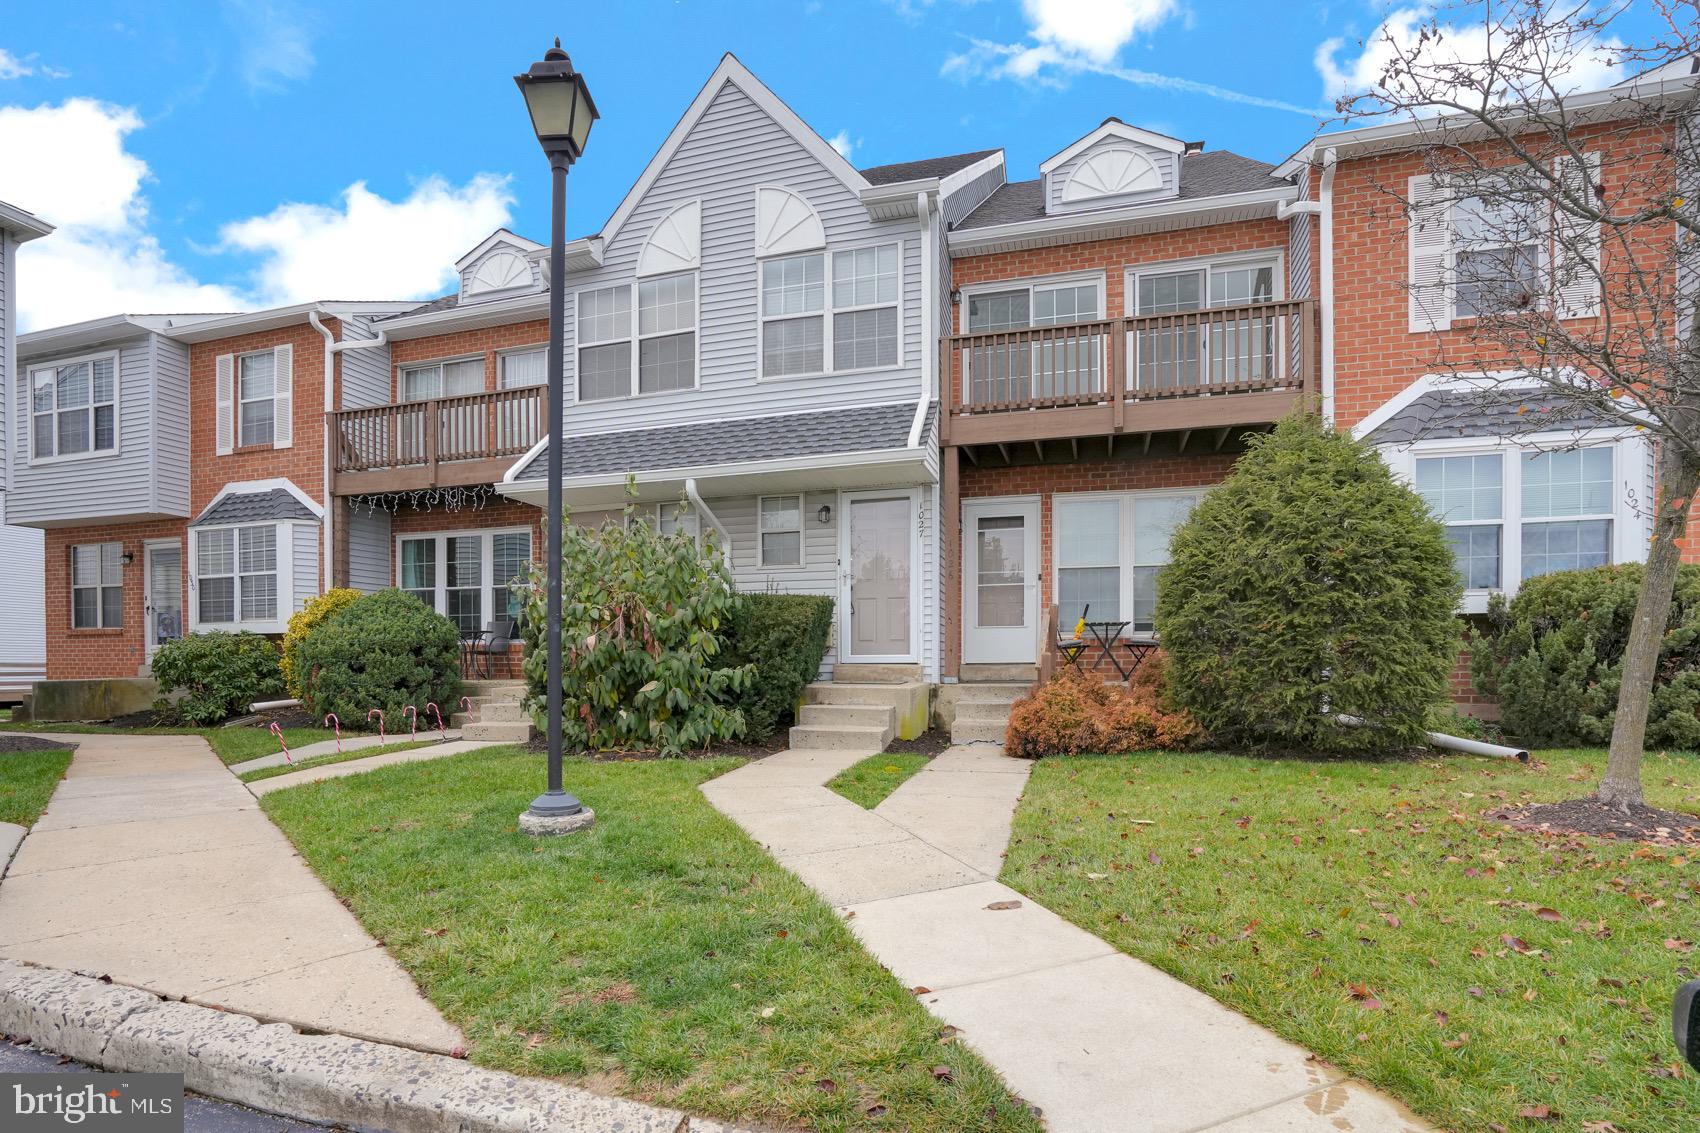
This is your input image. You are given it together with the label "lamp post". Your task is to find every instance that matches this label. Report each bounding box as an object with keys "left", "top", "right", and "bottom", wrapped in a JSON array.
[{"left": 515, "top": 39, "right": 598, "bottom": 837}]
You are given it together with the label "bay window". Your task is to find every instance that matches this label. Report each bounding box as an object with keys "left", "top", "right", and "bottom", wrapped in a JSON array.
[
  {"left": 760, "top": 243, "right": 900, "bottom": 378},
  {"left": 1521, "top": 448, "right": 1613, "bottom": 579},
  {"left": 196, "top": 525, "right": 277, "bottom": 625},
  {"left": 1055, "top": 491, "right": 1202, "bottom": 633},
  {"left": 70, "top": 542, "right": 124, "bottom": 629},
  {"left": 1415, "top": 454, "right": 1504, "bottom": 589},
  {"left": 397, "top": 529, "right": 534, "bottom": 636},
  {"left": 31, "top": 353, "right": 117, "bottom": 461}
]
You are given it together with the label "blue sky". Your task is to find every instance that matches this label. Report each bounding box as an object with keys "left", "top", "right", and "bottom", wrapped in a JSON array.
[{"left": 0, "top": 1, "right": 1656, "bottom": 329}]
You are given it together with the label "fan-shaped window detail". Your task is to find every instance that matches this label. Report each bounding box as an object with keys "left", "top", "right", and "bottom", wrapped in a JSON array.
[
  {"left": 464, "top": 251, "right": 532, "bottom": 296},
  {"left": 754, "top": 186, "right": 825, "bottom": 259},
  {"left": 637, "top": 199, "right": 702, "bottom": 277},
  {"left": 1061, "top": 146, "right": 1163, "bottom": 203}
]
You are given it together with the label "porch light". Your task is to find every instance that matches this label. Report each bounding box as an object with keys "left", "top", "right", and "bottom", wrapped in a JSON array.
[
  {"left": 817, "top": 504, "right": 833, "bottom": 525},
  {"left": 514, "top": 39, "right": 598, "bottom": 162}
]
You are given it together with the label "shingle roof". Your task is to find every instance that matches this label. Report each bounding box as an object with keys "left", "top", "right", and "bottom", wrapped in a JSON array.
[
  {"left": 511, "top": 402, "right": 931, "bottom": 481},
  {"left": 1366, "top": 389, "right": 1621, "bottom": 445},
  {"left": 956, "top": 150, "right": 1287, "bottom": 230},
  {"left": 859, "top": 150, "right": 1001, "bottom": 185},
  {"left": 192, "top": 488, "right": 317, "bottom": 527},
  {"left": 382, "top": 292, "right": 461, "bottom": 320}
]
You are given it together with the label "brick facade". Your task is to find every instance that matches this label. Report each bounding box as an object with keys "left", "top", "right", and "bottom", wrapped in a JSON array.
[
  {"left": 43, "top": 518, "right": 188, "bottom": 680},
  {"left": 387, "top": 320, "right": 550, "bottom": 402}
]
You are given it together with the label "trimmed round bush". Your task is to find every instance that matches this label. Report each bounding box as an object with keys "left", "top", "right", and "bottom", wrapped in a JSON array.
[
  {"left": 1470, "top": 562, "right": 1700, "bottom": 748},
  {"left": 151, "top": 632, "right": 284, "bottom": 725},
  {"left": 722, "top": 593, "right": 834, "bottom": 739},
  {"left": 1155, "top": 415, "right": 1462, "bottom": 753},
  {"left": 294, "top": 589, "right": 462, "bottom": 724},
  {"left": 281, "top": 587, "right": 361, "bottom": 699}
]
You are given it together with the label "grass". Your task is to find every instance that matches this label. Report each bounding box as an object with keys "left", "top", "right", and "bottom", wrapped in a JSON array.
[
  {"left": 1002, "top": 747, "right": 1700, "bottom": 1133},
  {"left": 261, "top": 747, "right": 1042, "bottom": 1133},
  {"left": 826, "top": 753, "right": 932, "bottom": 809},
  {"left": 237, "top": 740, "right": 440, "bottom": 782},
  {"left": 0, "top": 749, "right": 74, "bottom": 826},
  {"left": 0, "top": 721, "right": 343, "bottom": 765}
]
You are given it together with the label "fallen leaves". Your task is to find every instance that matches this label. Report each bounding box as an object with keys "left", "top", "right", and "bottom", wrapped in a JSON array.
[
  {"left": 1665, "top": 938, "right": 1694, "bottom": 953},
  {"left": 1347, "top": 983, "right": 1383, "bottom": 1010},
  {"left": 931, "top": 1065, "right": 955, "bottom": 1083},
  {"left": 984, "top": 900, "right": 1022, "bottom": 911},
  {"left": 1517, "top": 1103, "right": 1559, "bottom": 1121}
]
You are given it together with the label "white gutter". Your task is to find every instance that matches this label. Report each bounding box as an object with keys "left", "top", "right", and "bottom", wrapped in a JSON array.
[
  {"left": 683, "top": 478, "right": 731, "bottom": 564},
  {"left": 309, "top": 309, "right": 390, "bottom": 590},
  {"left": 908, "top": 189, "right": 935, "bottom": 449},
  {"left": 500, "top": 442, "right": 931, "bottom": 499},
  {"left": 947, "top": 184, "right": 1299, "bottom": 254},
  {"left": 1275, "top": 199, "right": 1320, "bottom": 220},
  {"left": 1318, "top": 148, "right": 1338, "bottom": 422}
]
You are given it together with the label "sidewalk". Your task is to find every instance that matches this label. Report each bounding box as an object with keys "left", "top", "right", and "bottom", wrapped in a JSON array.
[
  {"left": 0, "top": 732, "right": 462, "bottom": 1053},
  {"left": 702, "top": 745, "right": 1435, "bottom": 1133}
]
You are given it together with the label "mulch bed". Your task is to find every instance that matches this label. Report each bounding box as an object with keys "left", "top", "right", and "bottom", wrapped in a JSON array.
[
  {"left": 1490, "top": 797, "right": 1700, "bottom": 846},
  {"left": 887, "top": 728, "right": 952, "bottom": 756},
  {"left": 0, "top": 735, "right": 77, "bottom": 753},
  {"left": 523, "top": 733, "right": 789, "bottom": 761}
]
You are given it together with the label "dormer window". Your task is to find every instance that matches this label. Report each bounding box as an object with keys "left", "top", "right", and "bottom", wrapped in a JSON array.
[
  {"left": 1040, "top": 120, "right": 1186, "bottom": 215},
  {"left": 1061, "top": 146, "right": 1163, "bottom": 203},
  {"left": 465, "top": 251, "right": 531, "bottom": 297}
]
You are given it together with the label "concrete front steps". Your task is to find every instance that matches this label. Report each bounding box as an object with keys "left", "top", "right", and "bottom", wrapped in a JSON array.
[
  {"left": 791, "top": 678, "right": 929, "bottom": 752},
  {"left": 950, "top": 682, "right": 1030, "bottom": 746},
  {"left": 452, "top": 680, "right": 533, "bottom": 743}
]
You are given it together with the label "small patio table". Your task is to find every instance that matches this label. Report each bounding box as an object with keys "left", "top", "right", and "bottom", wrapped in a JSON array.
[{"left": 1083, "top": 619, "right": 1133, "bottom": 679}]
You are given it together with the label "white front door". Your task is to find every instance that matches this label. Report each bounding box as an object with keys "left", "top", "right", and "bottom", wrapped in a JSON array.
[
  {"left": 841, "top": 490, "right": 919, "bottom": 663},
  {"left": 143, "top": 542, "right": 183, "bottom": 662},
  {"left": 962, "top": 498, "right": 1040, "bottom": 664}
]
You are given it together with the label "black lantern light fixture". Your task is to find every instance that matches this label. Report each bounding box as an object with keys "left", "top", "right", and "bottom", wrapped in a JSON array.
[{"left": 514, "top": 40, "right": 599, "bottom": 836}]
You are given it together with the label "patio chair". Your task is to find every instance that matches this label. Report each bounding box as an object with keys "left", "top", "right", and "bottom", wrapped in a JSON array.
[{"left": 465, "top": 617, "right": 518, "bottom": 679}]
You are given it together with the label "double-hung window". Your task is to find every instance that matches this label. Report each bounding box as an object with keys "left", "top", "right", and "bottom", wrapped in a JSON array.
[
  {"left": 637, "top": 273, "right": 697, "bottom": 394},
  {"left": 1416, "top": 454, "right": 1504, "bottom": 589},
  {"left": 1521, "top": 448, "right": 1613, "bottom": 579},
  {"left": 238, "top": 352, "right": 277, "bottom": 448},
  {"left": 31, "top": 354, "right": 117, "bottom": 460},
  {"left": 498, "top": 347, "right": 547, "bottom": 389},
  {"left": 758, "top": 495, "right": 803, "bottom": 567},
  {"left": 70, "top": 543, "right": 124, "bottom": 629},
  {"left": 760, "top": 243, "right": 900, "bottom": 378},
  {"left": 397, "top": 529, "right": 534, "bottom": 636},
  {"left": 964, "top": 277, "right": 1103, "bottom": 404},
  {"left": 1452, "top": 189, "right": 1542, "bottom": 319},
  {"left": 1131, "top": 258, "right": 1277, "bottom": 390},
  {"left": 576, "top": 285, "right": 634, "bottom": 401},
  {"left": 196, "top": 525, "right": 277, "bottom": 625},
  {"left": 1055, "top": 492, "right": 1202, "bottom": 632}
]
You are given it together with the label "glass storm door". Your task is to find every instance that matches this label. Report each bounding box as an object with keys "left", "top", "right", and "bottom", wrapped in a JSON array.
[
  {"left": 844, "top": 492, "right": 915, "bottom": 661},
  {"left": 144, "top": 543, "right": 183, "bottom": 662},
  {"left": 962, "top": 499, "right": 1039, "bottom": 664}
]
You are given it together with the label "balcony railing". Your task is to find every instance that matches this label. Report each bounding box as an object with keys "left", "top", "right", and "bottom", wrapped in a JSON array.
[
  {"left": 941, "top": 298, "right": 1317, "bottom": 445},
  {"left": 331, "top": 386, "right": 544, "bottom": 491}
]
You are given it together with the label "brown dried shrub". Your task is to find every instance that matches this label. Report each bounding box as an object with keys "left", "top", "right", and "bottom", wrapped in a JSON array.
[{"left": 1004, "top": 654, "right": 1200, "bottom": 758}]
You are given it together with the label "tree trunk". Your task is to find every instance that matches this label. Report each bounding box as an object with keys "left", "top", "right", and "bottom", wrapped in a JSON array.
[{"left": 1599, "top": 443, "right": 1700, "bottom": 809}]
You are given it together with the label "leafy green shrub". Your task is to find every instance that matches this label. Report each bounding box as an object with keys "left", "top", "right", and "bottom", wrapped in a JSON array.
[
  {"left": 518, "top": 502, "right": 751, "bottom": 753},
  {"left": 151, "top": 632, "right": 284, "bottom": 725},
  {"left": 281, "top": 587, "right": 360, "bottom": 699},
  {"left": 1156, "top": 415, "right": 1462, "bottom": 753},
  {"left": 293, "top": 589, "right": 462, "bottom": 724},
  {"left": 1470, "top": 562, "right": 1700, "bottom": 748},
  {"left": 722, "top": 593, "right": 834, "bottom": 739},
  {"left": 1005, "top": 656, "right": 1199, "bottom": 758}
]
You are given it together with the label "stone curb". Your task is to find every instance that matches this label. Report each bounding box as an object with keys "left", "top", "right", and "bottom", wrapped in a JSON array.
[{"left": 0, "top": 959, "right": 752, "bottom": 1133}]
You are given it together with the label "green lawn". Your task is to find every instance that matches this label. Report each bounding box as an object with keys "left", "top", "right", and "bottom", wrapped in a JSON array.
[
  {"left": 0, "top": 749, "right": 74, "bottom": 826},
  {"left": 262, "top": 747, "right": 1041, "bottom": 1133},
  {"left": 827, "top": 753, "right": 932, "bottom": 809},
  {"left": 237, "top": 740, "right": 439, "bottom": 782},
  {"left": 1003, "top": 748, "right": 1700, "bottom": 1133},
  {"left": 0, "top": 722, "right": 344, "bottom": 765}
]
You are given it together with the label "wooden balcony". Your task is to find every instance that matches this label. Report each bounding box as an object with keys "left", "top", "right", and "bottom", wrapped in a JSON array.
[
  {"left": 330, "top": 386, "right": 544, "bottom": 495},
  {"left": 940, "top": 298, "right": 1318, "bottom": 453}
]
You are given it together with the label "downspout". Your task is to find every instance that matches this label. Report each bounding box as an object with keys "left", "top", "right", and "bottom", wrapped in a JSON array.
[
  {"left": 683, "top": 477, "right": 730, "bottom": 565},
  {"left": 309, "top": 309, "right": 389, "bottom": 591},
  {"left": 1318, "top": 147, "right": 1339, "bottom": 423},
  {"left": 908, "top": 189, "right": 936, "bottom": 449}
]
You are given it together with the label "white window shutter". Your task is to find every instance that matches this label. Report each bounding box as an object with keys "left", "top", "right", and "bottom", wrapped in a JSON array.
[
  {"left": 214, "top": 354, "right": 235, "bottom": 455},
  {"left": 1553, "top": 153, "right": 1602, "bottom": 320},
  {"left": 1408, "top": 173, "right": 1452, "bottom": 332},
  {"left": 272, "top": 343, "right": 294, "bottom": 449}
]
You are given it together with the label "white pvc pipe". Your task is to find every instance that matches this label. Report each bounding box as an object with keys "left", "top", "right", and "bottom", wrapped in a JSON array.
[
  {"left": 683, "top": 477, "right": 731, "bottom": 566},
  {"left": 1318, "top": 147, "right": 1338, "bottom": 422},
  {"left": 249, "top": 698, "right": 302, "bottom": 712},
  {"left": 1335, "top": 712, "right": 1528, "bottom": 761},
  {"left": 908, "top": 189, "right": 936, "bottom": 450}
]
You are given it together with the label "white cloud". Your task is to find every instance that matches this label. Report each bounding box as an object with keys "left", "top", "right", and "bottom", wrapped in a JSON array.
[
  {"left": 0, "top": 98, "right": 515, "bottom": 330},
  {"left": 827, "top": 130, "right": 856, "bottom": 160},
  {"left": 0, "top": 48, "right": 68, "bottom": 81},
  {"left": 940, "top": 0, "right": 1326, "bottom": 116},
  {"left": 222, "top": 0, "right": 316, "bottom": 93},
  {"left": 1315, "top": 6, "right": 1623, "bottom": 106},
  {"left": 219, "top": 175, "right": 515, "bottom": 302}
]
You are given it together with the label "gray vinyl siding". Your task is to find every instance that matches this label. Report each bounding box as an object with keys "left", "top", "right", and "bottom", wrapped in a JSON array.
[
  {"left": 338, "top": 334, "right": 392, "bottom": 409},
  {"left": 0, "top": 494, "right": 45, "bottom": 688},
  {"left": 559, "top": 80, "right": 926, "bottom": 436},
  {"left": 291, "top": 521, "right": 320, "bottom": 613},
  {"left": 346, "top": 505, "right": 391, "bottom": 592},
  {"left": 1045, "top": 140, "right": 1179, "bottom": 214},
  {"left": 151, "top": 336, "right": 191, "bottom": 516},
  {"left": 940, "top": 163, "right": 1003, "bottom": 228},
  {"left": 1288, "top": 165, "right": 1313, "bottom": 300},
  {"left": 0, "top": 231, "right": 10, "bottom": 492},
  {"left": 9, "top": 333, "right": 187, "bottom": 525}
]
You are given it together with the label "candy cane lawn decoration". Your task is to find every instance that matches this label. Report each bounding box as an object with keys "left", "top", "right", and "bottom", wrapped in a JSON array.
[
  {"left": 426, "top": 702, "right": 447, "bottom": 740},
  {"left": 404, "top": 704, "right": 418, "bottom": 740},
  {"left": 270, "top": 721, "right": 292, "bottom": 765},
  {"left": 323, "top": 713, "right": 341, "bottom": 754},
  {"left": 367, "top": 708, "right": 385, "bottom": 743}
]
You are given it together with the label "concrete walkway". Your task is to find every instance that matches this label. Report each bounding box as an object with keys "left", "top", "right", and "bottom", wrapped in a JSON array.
[
  {"left": 0, "top": 732, "right": 462, "bottom": 1054},
  {"left": 245, "top": 738, "right": 506, "bottom": 796},
  {"left": 703, "top": 745, "right": 1434, "bottom": 1133},
  {"left": 226, "top": 727, "right": 463, "bottom": 772}
]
